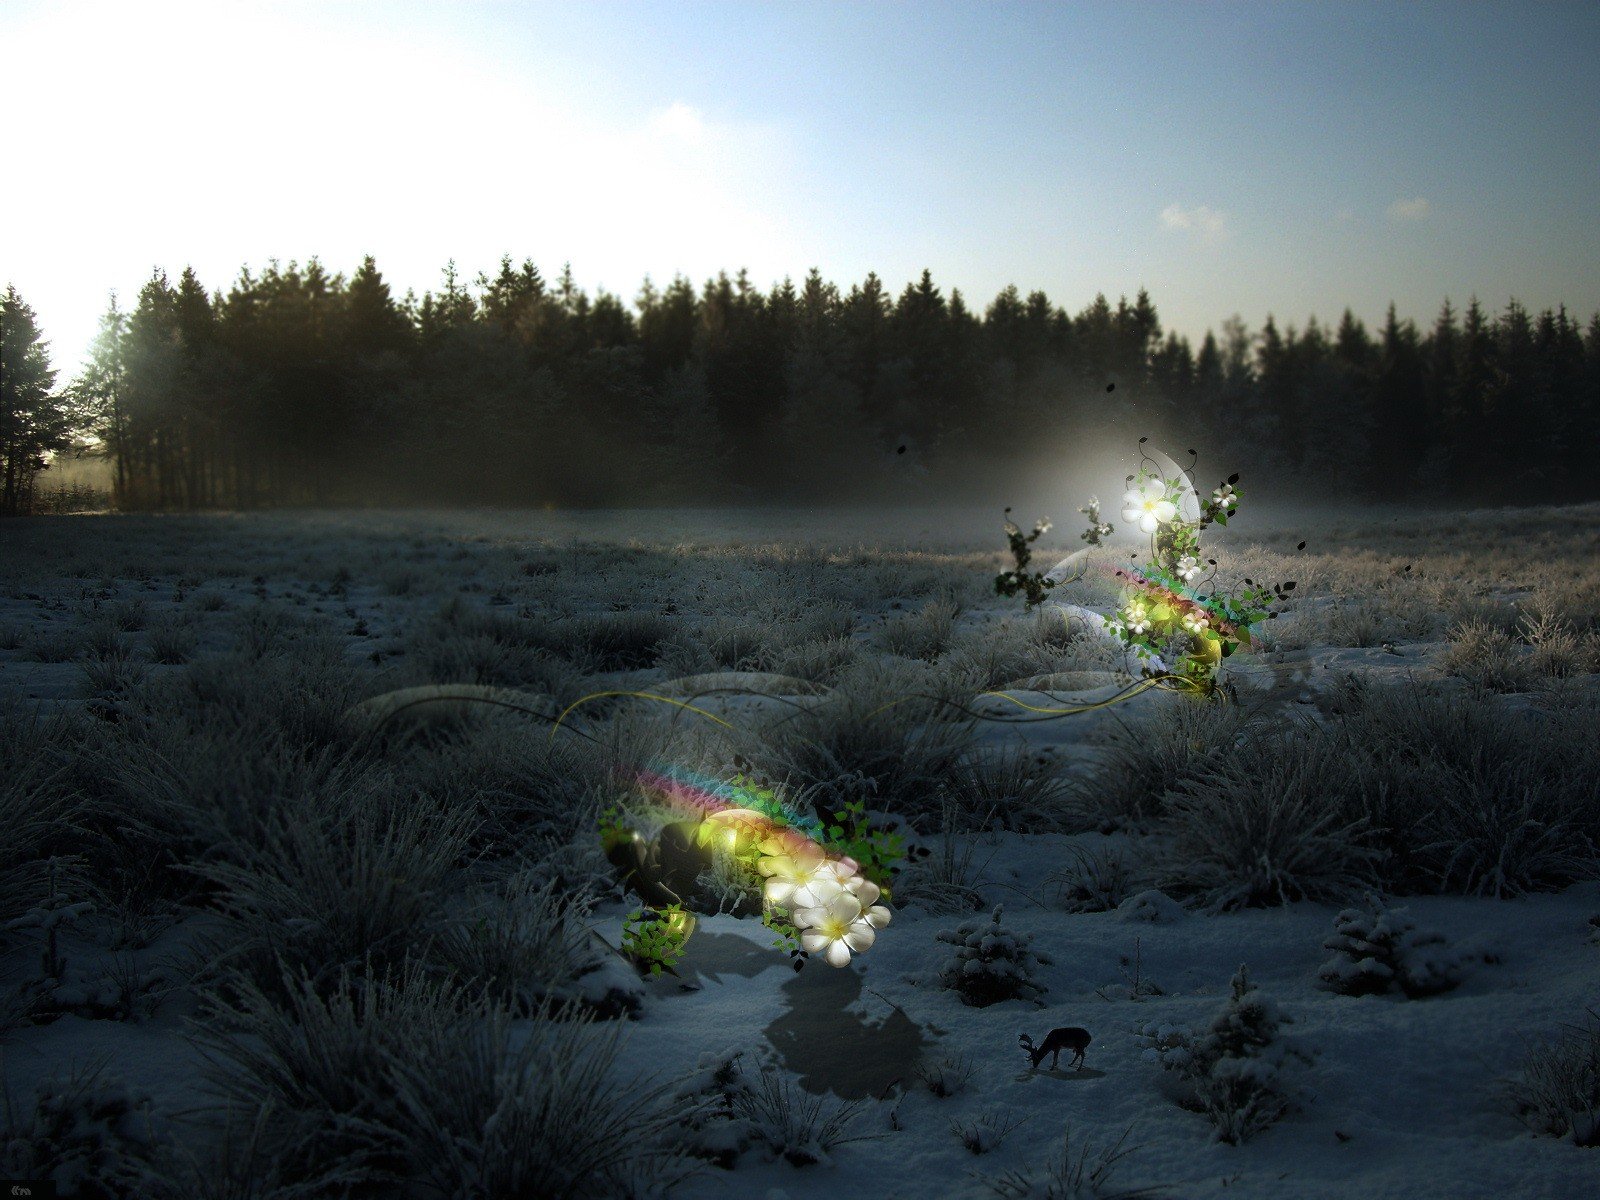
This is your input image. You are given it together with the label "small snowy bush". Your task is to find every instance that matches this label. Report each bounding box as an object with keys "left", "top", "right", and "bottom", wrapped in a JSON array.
[
  {"left": 937, "top": 905, "right": 1052, "bottom": 1007},
  {"left": 0, "top": 1061, "right": 163, "bottom": 1199},
  {"left": 952, "top": 1106, "right": 1027, "bottom": 1154},
  {"left": 1317, "top": 893, "right": 1466, "bottom": 998},
  {"left": 917, "top": 1050, "right": 976, "bottom": 1098},
  {"left": 729, "top": 1060, "right": 877, "bottom": 1167},
  {"left": 1137, "top": 965, "right": 1307, "bottom": 1144},
  {"left": 1507, "top": 1009, "right": 1600, "bottom": 1147}
]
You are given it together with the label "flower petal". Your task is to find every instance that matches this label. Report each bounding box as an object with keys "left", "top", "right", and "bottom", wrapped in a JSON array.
[
  {"left": 825, "top": 940, "right": 852, "bottom": 967},
  {"left": 865, "top": 905, "right": 893, "bottom": 928},
  {"left": 843, "top": 922, "right": 876, "bottom": 952},
  {"left": 800, "top": 930, "right": 830, "bottom": 953}
]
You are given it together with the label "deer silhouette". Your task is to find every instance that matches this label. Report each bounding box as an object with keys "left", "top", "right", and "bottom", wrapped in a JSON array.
[{"left": 1020, "top": 1026, "right": 1091, "bottom": 1070}]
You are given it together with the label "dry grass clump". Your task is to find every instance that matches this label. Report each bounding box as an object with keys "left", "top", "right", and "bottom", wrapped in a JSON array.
[
  {"left": 1507, "top": 1009, "right": 1600, "bottom": 1147},
  {"left": 876, "top": 596, "right": 959, "bottom": 661},
  {"left": 1074, "top": 699, "right": 1252, "bottom": 832},
  {"left": 187, "top": 777, "right": 475, "bottom": 997},
  {"left": 942, "top": 744, "right": 1076, "bottom": 832},
  {"left": 1152, "top": 724, "right": 1379, "bottom": 910},
  {"left": 745, "top": 658, "right": 977, "bottom": 825},
  {"left": 1329, "top": 677, "right": 1600, "bottom": 896}
]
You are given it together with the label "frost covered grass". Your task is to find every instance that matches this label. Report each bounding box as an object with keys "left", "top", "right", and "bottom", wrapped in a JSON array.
[{"left": 1, "top": 503, "right": 1598, "bottom": 1199}]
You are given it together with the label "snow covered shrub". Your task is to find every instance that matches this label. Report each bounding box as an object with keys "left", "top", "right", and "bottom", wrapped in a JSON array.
[
  {"left": 937, "top": 905, "right": 1052, "bottom": 1007},
  {"left": 0, "top": 1060, "right": 163, "bottom": 1199},
  {"left": 730, "top": 1060, "right": 877, "bottom": 1167},
  {"left": 1137, "top": 965, "right": 1307, "bottom": 1144},
  {"left": 1153, "top": 726, "right": 1377, "bottom": 909},
  {"left": 952, "top": 1106, "right": 1027, "bottom": 1154},
  {"left": 1076, "top": 699, "right": 1251, "bottom": 831},
  {"left": 1507, "top": 1009, "right": 1600, "bottom": 1147},
  {"left": 1050, "top": 843, "right": 1136, "bottom": 912},
  {"left": 984, "top": 1125, "right": 1162, "bottom": 1199},
  {"left": 1317, "top": 893, "right": 1466, "bottom": 998},
  {"left": 917, "top": 1049, "right": 976, "bottom": 1098}
]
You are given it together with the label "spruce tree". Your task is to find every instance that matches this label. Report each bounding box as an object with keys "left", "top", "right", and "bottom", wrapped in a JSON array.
[{"left": 0, "top": 285, "right": 68, "bottom": 515}]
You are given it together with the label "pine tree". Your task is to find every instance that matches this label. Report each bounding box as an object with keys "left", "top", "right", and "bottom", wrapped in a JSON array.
[{"left": 0, "top": 285, "right": 68, "bottom": 515}]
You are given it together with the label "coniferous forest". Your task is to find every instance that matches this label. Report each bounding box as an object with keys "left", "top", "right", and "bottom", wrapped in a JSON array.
[{"left": 3, "top": 257, "right": 1598, "bottom": 514}]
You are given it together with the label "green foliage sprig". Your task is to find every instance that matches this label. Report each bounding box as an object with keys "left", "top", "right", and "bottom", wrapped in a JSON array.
[
  {"left": 622, "top": 904, "right": 692, "bottom": 977},
  {"left": 822, "top": 797, "right": 907, "bottom": 898},
  {"left": 993, "top": 509, "right": 1057, "bottom": 609}
]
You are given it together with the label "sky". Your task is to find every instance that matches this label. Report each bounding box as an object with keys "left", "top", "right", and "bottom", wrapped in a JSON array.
[{"left": 3, "top": 0, "right": 1598, "bottom": 376}]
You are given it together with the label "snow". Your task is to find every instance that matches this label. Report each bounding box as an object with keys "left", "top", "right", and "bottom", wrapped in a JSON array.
[{"left": 1, "top": 506, "right": 1597, "bottom": 1199}]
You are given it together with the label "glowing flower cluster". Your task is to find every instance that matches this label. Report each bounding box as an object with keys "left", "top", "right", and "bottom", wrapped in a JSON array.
[
  {"left": 1122, "top": 477, "right": 1178, "bottom": 534},
  {"left": 704, "top": 808, "right": 892, "bottom": 968}
]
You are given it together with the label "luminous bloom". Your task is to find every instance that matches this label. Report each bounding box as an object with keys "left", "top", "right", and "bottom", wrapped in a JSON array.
[
  {"left": 1182, "top": 611, "right": 1209, "bottom": 635},
  {"left": 1122, "top": 478, "right": 1178, "bottom": 534},
  {"left": 1212, "top": 484, "right": 1237, "bottom": 510},
  {"left": 756, "top": 841, "right": 829, "bottom": 907},
  {"left": 1177, "top": 555, "right": 1201, "bottom": 582},
  {"left": 703, "top": 807, "right": 770, "bottom": 852},
  {"left": 794, "top": 890, "right": 881, "bottom": 967},
  {"left": 1125, "top": 599, "right": 1152, "bottom": 635}
]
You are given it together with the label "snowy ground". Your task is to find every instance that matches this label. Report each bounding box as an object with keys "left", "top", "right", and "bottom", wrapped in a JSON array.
[{"left": 1, "top": 503, "right": 1597, "bottom": 1199}]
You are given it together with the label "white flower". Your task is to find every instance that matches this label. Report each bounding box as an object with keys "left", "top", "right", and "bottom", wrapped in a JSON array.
[
  {"left": 1177, "top": 555, "right": 1201, "bottom": 582},
  {"left": 756, "top": 842, "right": 828, "bottom": 907},
  {"left": 1125, "top": 600, "right": 1152, "bottom": 635},
  {"left": 841, "top": 874, "right": 892, "bottom": 930},
  {"left": 1121, "top": 478, "right": 1178, "bottom": 534},
  {"left": 1212, "top": 484, "right": 1237, "bottom": 509},
  {"left": 794, "top": 890, "right": 880, "bottom": 967},
  {"left": 1182, "top": 611, "right": 1209, "bottom": 635}
]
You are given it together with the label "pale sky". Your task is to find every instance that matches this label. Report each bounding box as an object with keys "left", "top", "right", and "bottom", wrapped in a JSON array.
[{"left": 3, "top": 0, "right": 1597, "bottom": 376}]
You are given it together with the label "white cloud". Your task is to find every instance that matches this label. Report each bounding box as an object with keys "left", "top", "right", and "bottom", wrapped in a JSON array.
[
  {"left": 1387, "top": 196, "right": 1431, "bottom": 221},
  {"left": 1159, "top": 203, "right": 1228, "bottom": 242}
]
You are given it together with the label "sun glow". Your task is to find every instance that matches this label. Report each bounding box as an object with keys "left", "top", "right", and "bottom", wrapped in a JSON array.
[{"left": 0, "top": 0, "right": 807, "bottom": 373}]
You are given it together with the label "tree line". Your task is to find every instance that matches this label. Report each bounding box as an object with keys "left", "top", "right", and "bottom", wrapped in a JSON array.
[{"left": 2, "top": 259, "right": 1597, "bottom": 515}]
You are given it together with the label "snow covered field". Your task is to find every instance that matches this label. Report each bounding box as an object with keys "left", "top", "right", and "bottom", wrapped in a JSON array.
[{"left": 1, "top": 503, "right": 1597, "bottom": 1199}]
